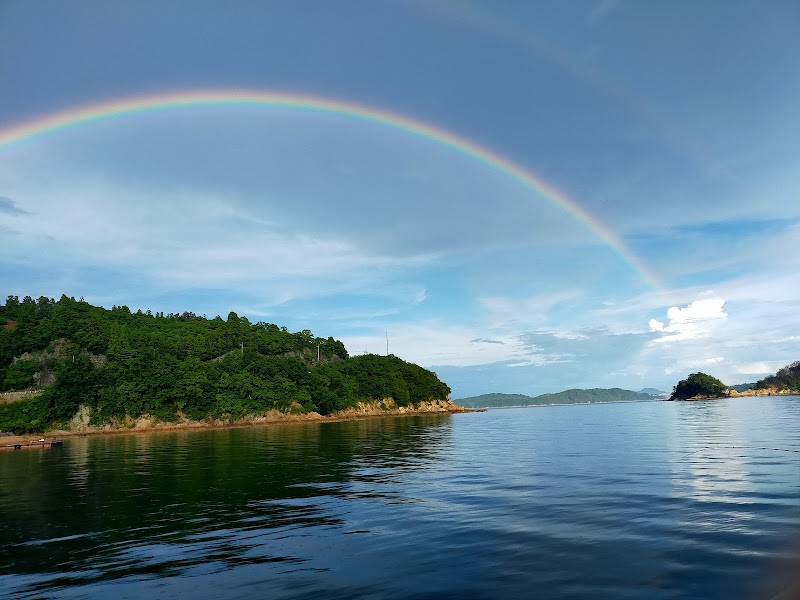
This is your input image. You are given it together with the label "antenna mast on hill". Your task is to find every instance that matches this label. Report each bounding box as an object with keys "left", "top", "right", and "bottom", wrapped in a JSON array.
[{"left": 386, "top": 332, "right": 389, "bottom": 356}]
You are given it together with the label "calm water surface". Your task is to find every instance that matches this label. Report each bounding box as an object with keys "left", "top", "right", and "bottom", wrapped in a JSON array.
[{"left": 1, "top": 397, "right": 798, "bottom": 599}]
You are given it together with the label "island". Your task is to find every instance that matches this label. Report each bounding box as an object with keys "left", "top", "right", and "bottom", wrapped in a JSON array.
[
  {"left": 456, "top": 388, "right": 665, "bottom": 409},
  {"left": 668, "top": 362, "right": 800, "bottom": 400},
  {"left": 0, "top": 295, "right": 464, "bottom": 436}
]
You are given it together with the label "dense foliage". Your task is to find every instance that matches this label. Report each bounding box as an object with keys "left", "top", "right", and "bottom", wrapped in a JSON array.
[
  {"left": 669, "top": 372, "right": 726, "bottom": 400},
  {"left": 0, "top": 295, "right": 450, "bottom": 433},
  {"left": 457, "top": 388, "right": 661, "bottom": 408}
]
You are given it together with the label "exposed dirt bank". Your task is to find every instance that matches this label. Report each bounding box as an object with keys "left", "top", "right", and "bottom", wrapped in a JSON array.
[{"left": 1, "top": 398, "right": 473, "bottom": 445}]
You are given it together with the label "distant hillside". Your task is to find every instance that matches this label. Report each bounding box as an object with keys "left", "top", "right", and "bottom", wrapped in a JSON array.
[
  {"left": 456, "top": 388, "right": 660, "bottom": 408},
  {"left": 456, "top": 393, "right": 532, "bottom": 408},
  {"left": 639, "top": 387, "right": 667, "bottom": 396},
  {"left": 728, "top": 382, "right": 756, "bottom": 392}
]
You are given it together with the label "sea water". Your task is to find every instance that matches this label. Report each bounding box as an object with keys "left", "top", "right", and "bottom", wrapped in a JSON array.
[{"left": 1, "top": 396, "right": 798, "bottom": 599}]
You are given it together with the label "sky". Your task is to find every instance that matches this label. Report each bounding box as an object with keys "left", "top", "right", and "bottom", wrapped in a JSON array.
[{"left": 1, "top": 1, "right": 799, "bottom": 398}]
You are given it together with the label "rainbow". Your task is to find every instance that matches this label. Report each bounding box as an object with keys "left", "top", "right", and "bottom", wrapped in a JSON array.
[{"left": 0, "top": 89, "right": 660, "bottom": 288}]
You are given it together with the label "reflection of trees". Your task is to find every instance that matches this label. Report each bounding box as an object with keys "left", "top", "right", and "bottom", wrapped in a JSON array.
[{"left": 0, "top": 414, "right": 452, "bottom": 592}]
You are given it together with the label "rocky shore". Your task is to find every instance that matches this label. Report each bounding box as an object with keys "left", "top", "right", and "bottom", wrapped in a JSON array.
[
  {"left": 675, "top": 387, "right": 798, "bottom": 400},
  {"left": 0, "top": 398, "right": 471, "bottom": 444},
  {"left": 724, "top": 387, "right": 796, "bottom": 397}
]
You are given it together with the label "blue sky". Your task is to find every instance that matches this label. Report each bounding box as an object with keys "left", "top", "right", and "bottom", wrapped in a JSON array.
[{"left": 1, "top": 1, "right": 799, "bottom": 397}]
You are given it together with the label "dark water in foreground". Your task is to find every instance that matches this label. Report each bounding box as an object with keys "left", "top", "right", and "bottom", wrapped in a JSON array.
[{"left": 1, "top": 397, "right": 799, "bottom": 599}]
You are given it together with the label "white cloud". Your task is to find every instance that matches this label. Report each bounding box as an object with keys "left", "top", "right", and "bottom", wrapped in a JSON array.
[
  {"left": 479, "top": 289, "right": 585, "bottom": 329},
  {"left": 0, "top": 177, "right": 438, "bottom": 306},
  {"left": 340, "top": 324, "right": 529, "bottom": 367},
  {"left": 649, "top": 295, "right": 727, "bottom": 342},
  {"left": 734, "top": 362, "right": 777, "bottom": 376},
  {"left": 2, "top": 116, "right": 798, "bottom": 399}
]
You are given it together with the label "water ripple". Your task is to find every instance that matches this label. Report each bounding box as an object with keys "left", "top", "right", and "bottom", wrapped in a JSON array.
[{"left": 0, "top": 398, "right": 798, "bottom": 599}]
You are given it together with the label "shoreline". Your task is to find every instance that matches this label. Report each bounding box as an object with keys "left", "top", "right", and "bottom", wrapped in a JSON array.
[
  {"left": 671, "top": 387, "right": 799, "bottom": 401},
  {"left": 0, "top": 399, "right": 475, "bottom": 445}
]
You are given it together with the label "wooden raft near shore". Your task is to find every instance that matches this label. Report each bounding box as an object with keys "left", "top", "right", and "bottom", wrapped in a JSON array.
[{"left": 0, "top": 439, "right": 63, "bottom": 451}]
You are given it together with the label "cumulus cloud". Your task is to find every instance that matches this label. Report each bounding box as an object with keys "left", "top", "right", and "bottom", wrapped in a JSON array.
[{"left": 649, "top": 295, "right": 727, "bottom": 342}]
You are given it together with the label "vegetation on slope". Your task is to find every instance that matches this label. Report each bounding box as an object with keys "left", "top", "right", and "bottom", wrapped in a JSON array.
[
  {"left": 0, "top": 295, "right": 450, "bottom": 433},
  {"left": 753, "top": 361, "right": 800, "bottom": 392},
  {"left": 669, "top": 372, "right": 726, "bottom": 400},
  {"left": 668, "top": 362, "right": 799, "bottom": 400},
  {"left": 457, "top": 388, "right": 660, "bottom": 409}
]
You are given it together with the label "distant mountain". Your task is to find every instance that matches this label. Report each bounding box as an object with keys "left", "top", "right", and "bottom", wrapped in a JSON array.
[
  {"left": 728, "top": 382, "right": 756, "bottom": 392},
  {"left": 456, "top": 393, "right": 532, "bottom": 408},
  {"left": 456, "top": 388, "right": 661, "bottom": 409},
  {"left": 638, "top": 387, "right": 667, "bottom": 396}
]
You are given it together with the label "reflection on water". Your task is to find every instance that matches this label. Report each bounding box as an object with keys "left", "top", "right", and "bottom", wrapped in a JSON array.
[
  {"left": 671, "top": 400, "right": 756, "bottom": 505},
  {"left": 0, "top": 399, "right": 798, "bottom": 599}
]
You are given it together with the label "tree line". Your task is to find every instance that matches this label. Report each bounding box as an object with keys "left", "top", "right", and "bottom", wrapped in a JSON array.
[
  {"left": 669, "top": 361, "right": 799, "bottom": 400},
  {"left": 0, "top": 295, "right": 450, "bottom": 433}
]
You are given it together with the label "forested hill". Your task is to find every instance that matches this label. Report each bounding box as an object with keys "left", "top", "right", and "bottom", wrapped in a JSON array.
[
  {"left": 0, "top": 295, "right": 451, "bottom": 433},
  {"left": 753, "top": 361, "right": 800, "bottom": 392},
  {"left": 457, "top": 388, "right": 661, "bottom": 408}
]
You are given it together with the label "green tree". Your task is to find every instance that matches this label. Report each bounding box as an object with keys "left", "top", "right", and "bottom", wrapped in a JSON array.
[
  {"left": 2, "top": 359, "right": 39, "bottom": 391},
  {"left": 0, "top": 294, "right": 452, "bottom": 432},
  {"left": 670, "top": 372, "right": 726, "bottom": 400}
]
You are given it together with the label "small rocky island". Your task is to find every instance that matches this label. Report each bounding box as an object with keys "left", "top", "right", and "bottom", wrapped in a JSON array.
[{"left": 668, "top": 362, "right": 800, "bottom": 400}]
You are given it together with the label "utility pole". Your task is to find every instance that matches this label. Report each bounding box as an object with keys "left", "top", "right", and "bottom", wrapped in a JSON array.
[
  {"left": 317, "top": 342, "right": 320, "bottom": 362},
  {"left": 386, "top": 332, "right": 389, "bottom": 356}
]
